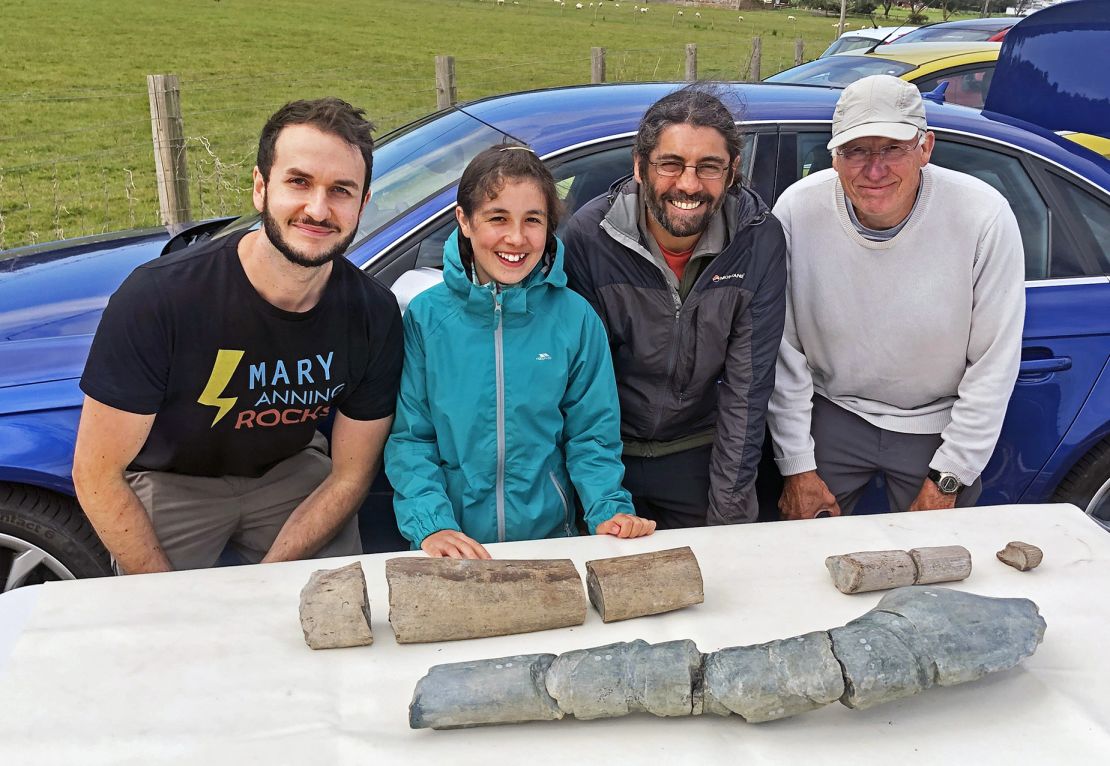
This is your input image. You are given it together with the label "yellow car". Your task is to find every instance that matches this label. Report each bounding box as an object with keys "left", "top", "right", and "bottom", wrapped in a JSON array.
[{"left": 765, "top": 42, "right": 1001, "bottom": 109}]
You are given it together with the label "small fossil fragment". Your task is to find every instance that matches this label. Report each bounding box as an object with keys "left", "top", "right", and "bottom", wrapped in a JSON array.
[
  {"left": 825, "top": 545, "right": 972, "bottom": 594},
  {"left": 409, "top": 586, "right": 1046, "bottom": 730},
  {"left": 585, "top": 546, "right": 704, "bottom": 623},
  {"left": 299, "top": 562, "right": 374, "bottom": 650},
  {"left": 997, "top": 541, "right": 1043, "bottom": 571}
]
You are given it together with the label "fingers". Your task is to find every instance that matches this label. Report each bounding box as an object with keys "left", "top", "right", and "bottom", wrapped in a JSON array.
[
  {"left": 779, "top": 473, "right": 841, "bottom": 520},
  {"left": 420, "top": 530, "right": 492, "bottom": 560},
  {"left": 597, "top": 514, "right": 656, "bottom": 538}
]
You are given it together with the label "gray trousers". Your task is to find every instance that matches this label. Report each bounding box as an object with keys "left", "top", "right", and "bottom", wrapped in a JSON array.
[
  {"left": 812, "top": 396, "right": 982, "bottom": 515},
  {"left": 123, "top": 432, "right": 362, "bottom": 571}
]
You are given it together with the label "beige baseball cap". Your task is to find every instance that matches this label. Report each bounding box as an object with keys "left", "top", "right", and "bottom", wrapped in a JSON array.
[{"left": 827, "top": 75, "right": 927, "bottom": 150}]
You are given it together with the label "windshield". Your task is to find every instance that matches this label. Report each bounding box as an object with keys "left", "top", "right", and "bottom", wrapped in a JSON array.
[
  {"left": 354, "top": 109, "right": 508, "bottom": 240},
  {"left": 897, "top": 27, "right": 1002, "bottom": 43},
  {"left": 765, "top": 56, "right": 916, "bottom": 86},
  {"left": 821, "top": 37, "right": 882, "bottom": 58}
]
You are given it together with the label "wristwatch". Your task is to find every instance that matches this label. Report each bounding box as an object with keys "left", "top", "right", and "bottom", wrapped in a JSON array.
[{"left": 928, "top": 469, "right": 963, "bottom": 495}]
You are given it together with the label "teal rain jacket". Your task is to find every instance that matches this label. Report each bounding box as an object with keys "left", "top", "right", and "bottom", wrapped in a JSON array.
[{"left": 386, "top": 230, "right": 635, "bottom": 547}]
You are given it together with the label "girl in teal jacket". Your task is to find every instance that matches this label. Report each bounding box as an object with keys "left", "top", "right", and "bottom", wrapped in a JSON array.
[{"left": 385, "top": 145, "right": 655, "bottom": 559}]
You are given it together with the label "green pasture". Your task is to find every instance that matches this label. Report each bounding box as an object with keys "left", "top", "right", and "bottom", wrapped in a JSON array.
[{"left": 0, "top": 0, "right": 979, "bottom": 250}]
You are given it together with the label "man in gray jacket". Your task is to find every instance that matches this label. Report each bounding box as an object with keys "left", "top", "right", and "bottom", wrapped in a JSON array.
[
  {"left": 768, "top": 76, "right": 1025, "bottom": 519},
  {"left": 564, "top": 85, "right": 787, "bottom": 528}
]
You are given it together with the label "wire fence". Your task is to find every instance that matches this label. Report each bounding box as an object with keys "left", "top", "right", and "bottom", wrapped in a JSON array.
[{"left": 0, "top": 37, "right": 808, "bottom": 252}]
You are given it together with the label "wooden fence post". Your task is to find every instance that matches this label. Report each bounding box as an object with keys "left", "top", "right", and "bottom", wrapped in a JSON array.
[
  {"left": 146, "top": 74, "right": 191, "bottom": 231},
  {"left": 748, "top": 37, "right": 762, "bottom": 82},
  {"left": 795, "top": 38, "right": 805, "bottom": 66},
  {"left": 591, "top": 47, "right": 606, "bottom": 84},
  {"left": 685, "top": 43, "right": 698, "bottom": 82},
  {"left": 435, "top": 55, "right": 457, "bottom": 110}
]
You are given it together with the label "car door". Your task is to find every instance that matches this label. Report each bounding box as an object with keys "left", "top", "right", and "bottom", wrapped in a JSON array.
[{"left": 777, "top": 128, "right": 1110, "bottom": 507}]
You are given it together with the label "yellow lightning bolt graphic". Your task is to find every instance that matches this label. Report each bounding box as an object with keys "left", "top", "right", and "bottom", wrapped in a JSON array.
[{"left": 197, "top": 349, "right": 245, "bottom": 427}]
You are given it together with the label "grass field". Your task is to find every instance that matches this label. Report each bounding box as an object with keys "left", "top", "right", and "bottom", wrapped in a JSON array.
[{"left": 0, "top": 0, "right": 982, "bottom": 251}]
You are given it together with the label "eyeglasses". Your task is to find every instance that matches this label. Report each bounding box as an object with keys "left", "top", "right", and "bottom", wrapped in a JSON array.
[
  {"left": 835, "top": 141, "right": 921, "bottom": 168},
  {"left": 648, "top": 160, "right": 728, "bottom": 180}
]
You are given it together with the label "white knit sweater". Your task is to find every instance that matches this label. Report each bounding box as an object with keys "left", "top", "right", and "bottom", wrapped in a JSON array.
[{"left": 768, "top": 164, "right": 1025, "bottom": 486}]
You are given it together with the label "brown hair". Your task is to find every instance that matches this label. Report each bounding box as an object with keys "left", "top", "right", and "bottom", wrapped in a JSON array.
[
  {"left": 456, "top": 143, "right": 562, "bottom": 269},
  {"left": 257, "top": 97, "right": 376, "bottom": 194}
]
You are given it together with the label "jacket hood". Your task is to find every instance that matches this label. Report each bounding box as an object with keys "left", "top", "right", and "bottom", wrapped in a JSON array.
[
  {"left": 603, "top": 177, "right": 771, "bottom": 245},
  {"left": 441, "top": 228, "right": 568, "bottom": 316}
]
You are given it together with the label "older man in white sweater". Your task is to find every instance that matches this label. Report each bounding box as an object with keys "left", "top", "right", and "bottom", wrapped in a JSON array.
[{"left": 767, "top": 75, "right": 1025, "bottom": 519}]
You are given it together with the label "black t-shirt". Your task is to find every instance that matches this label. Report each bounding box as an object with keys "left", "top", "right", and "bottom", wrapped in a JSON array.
[{"left": 80, "top": 230, "right": 403, "bottom": 477}]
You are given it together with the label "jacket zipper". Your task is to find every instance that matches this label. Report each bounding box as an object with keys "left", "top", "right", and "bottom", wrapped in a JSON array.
[
  {"left": 493, "top": 294, "right": 506, "bottom": 543},
  {"left": 647, "top": 301, "right": 683, "bottom": 441},
  {"left": 549, "top": 472, "right": 572, "bottom": 536}
]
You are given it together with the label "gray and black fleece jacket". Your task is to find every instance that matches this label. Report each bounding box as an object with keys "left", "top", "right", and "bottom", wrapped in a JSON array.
[{"left": 563, "top": 178, "right": 787, "bottom": 524}]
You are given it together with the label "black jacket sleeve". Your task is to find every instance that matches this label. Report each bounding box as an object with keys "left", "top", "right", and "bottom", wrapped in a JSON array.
[{"left": 706, "top": 215, "right": 788, "bottom": 525}]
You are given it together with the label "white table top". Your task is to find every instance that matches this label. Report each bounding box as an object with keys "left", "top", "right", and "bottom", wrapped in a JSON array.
[{"left": 1, "top": 503, "right": 1108, "bottom": 765}]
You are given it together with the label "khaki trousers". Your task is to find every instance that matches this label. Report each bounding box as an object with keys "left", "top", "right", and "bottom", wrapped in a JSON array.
[{"left": 123, "top": 432, "right": 362, "bottom": 571}]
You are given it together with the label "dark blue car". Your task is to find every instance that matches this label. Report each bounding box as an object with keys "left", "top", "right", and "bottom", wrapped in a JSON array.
[{"left": 2, "top": 72, "right": 1109, "bottom": 590}]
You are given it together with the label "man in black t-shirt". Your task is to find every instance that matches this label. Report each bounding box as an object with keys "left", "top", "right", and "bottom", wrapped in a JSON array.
[{"left": 73, "top": 98, "right": 403, "bottom": 574}]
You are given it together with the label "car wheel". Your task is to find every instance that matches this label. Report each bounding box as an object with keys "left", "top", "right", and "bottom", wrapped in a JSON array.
[
  {"left": 0, "top": 483, "right": 112, "bottom": 591},
  {"left": 1052, "top": 440, "right": 1110, "bottom": 532}
]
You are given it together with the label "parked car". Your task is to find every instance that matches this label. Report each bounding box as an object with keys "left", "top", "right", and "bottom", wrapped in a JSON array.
[
  {"left": 891, "top": 16, "right": 1015, "bottom": 44},
  {"left": 818, "top": 26, "right": 918, "bottom": 58},
  {"left": 2, "top": 76, "right": 1109, "bottom": 592},
  {"left": 766, "top": 41, "right": 1002, "bottom": 108}
]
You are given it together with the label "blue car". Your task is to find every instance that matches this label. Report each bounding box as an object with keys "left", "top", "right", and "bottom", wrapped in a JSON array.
[{"left": 2, "top": 73, "right": 1109, "bottom": 589}]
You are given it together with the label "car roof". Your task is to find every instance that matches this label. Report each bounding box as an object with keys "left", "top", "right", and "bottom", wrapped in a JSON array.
[
  {"left": 455, "top": 82, "right": 1109, "bottom": 189},
  {"left": 863, "top": 41, "right": 1002, "bottom": 65}
]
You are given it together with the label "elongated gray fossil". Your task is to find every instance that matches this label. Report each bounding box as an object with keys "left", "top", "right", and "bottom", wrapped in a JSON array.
[{"left": 409, "top": 586, "right": 1046, "bottom": 730}]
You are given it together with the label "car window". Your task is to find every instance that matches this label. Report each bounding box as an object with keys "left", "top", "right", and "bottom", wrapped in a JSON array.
[
  {"left": 549, "top": 145, "right": 634, "bottom": 224},
  {"left": 796, "top": 132, "right": 835, "bottom": 179},
  {"left": 764, "top": 56, "right": 916, "bottom": 87},
  {"left": 928, "top": 140, "right": 1049, "bottom": 279},
  {"left": 783, "top": 131, "right": 1051, "bottom": 280},
  {"left": 1044, "top": 173, "right": 1110, "bottom": 277},
  {"left": 385, "top": 134, "right": 772, "bottom": 295},
  {"left": 382, "top": 144, "right": 637, "bottom": 281},
  {"left": 914, "top": 66, "right": 995, "bottom": 109}
]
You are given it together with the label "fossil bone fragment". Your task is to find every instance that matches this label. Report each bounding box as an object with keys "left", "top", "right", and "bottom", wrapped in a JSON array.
[
  {"left": 825, "top": 545, "right": 972, "bottom": 594},
  {"left": 409, "top": 586, "right": 1045, "bottom": 729},
  {"left": 997, "top": 541, "right": 1043, "bottom": 571},
  {"left": 386, "top": 557, "right": 586, "bottom": 643},
  {"left": 299, "top": 562, "right": 374, "bottom": 650},
  {"left": 585, "top": 546, "right": 704, "bottom": 623}
]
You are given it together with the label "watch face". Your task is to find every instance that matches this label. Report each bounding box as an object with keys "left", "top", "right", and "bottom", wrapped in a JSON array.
[{"left": 938, "top": 475, "right": 961, "bottom": 494}]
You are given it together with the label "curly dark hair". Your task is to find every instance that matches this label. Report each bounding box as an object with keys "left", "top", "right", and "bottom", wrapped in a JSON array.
[{"left": 634, "top": 84, "right": 744, "bottom": 186}]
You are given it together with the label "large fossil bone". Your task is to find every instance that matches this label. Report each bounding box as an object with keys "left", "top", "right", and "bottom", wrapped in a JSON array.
[
  {"left": 386, "top": 557, "right": 587, "bottom": 643},
  {"left": 409, "top": 586, "right": 1046, "bottom": 729}
]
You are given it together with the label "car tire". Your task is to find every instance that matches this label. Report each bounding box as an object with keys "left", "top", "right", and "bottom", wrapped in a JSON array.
[
  {"left": 0, "top": 482, "right": 112, "bottom": 591},
  {"left": 1052, "top": 439, "right": 1110, "bottom": 532}
]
